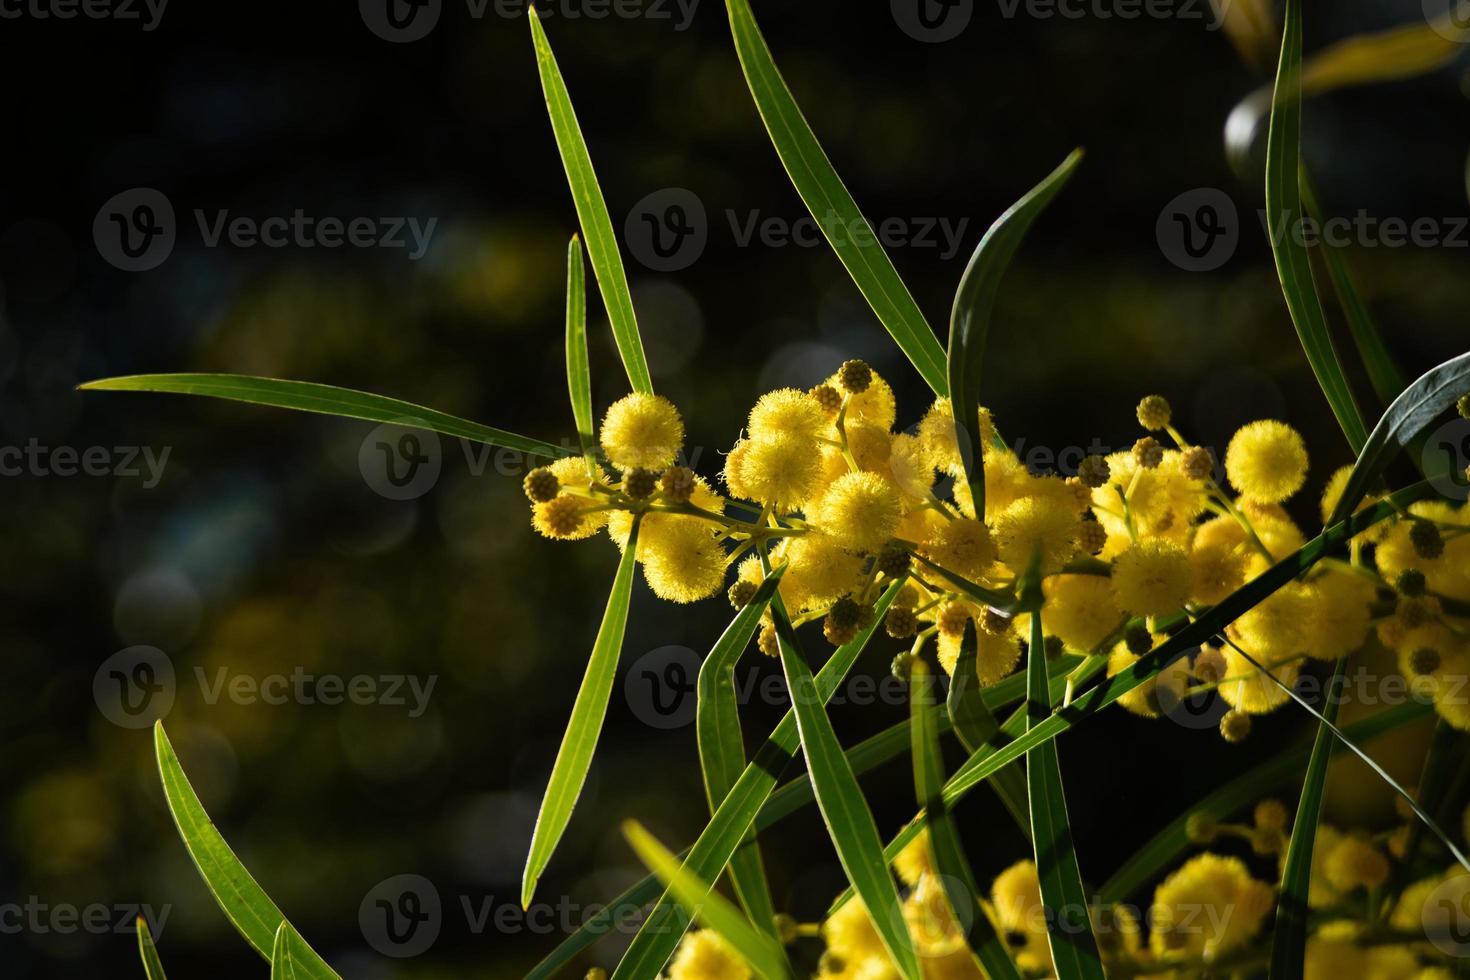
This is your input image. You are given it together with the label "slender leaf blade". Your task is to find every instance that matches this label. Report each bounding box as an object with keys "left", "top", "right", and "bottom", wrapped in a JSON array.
[
  {"left": 522, "top": 518, "right": 642, "bottom": 907},
  {"left": 911, "top": 657, "right": 1023, "bottom": 980},
  {"left": 769, "top": 594, "right": 921, "bottom": 980},
  {"left": 565, "top": 234, "right": 596, "bottom": 460},
  {"left": 1264, "top": 0, "right": 1369, "bottom": 452},
  {"left": 697, "top": 571, "right": 785, "bottom": 938},
  {"left": 79, "top": 374, "right": 571, "bottom": 459},
  {"left": 153, "top": 723, "right": 340, "bottom": 978},
  {"left": 724, "top": 0, "right": 947, "bottom": 396},
  {"left": 270, "top": 922, "right": 310, "bottom": 980},
  {"left": 611, "top": 580, "right": 902, "bottom": 980},
  {"left": 1024, "top": 607, "right": 1105, "bottom": 978},
  {"left": 529, "top": 9, "right": 653, "bottom": 395},
  {"left": 946, "top": 619, "right": 1030, "bottom": 836},
  {"left": 1328, "top": 351, "right": 1470, "bottom": 525},
  {"left": 947, "top": 148, "right": 1083, "bottom": 516},
  {"left": 136, "top": 916, "right": 167, "bottom": 980},
  {"left": 1270, "top": 654, "right": 1348, "bottom": 976}
]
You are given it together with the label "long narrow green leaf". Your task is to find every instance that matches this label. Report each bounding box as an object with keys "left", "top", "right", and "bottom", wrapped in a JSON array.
[
  {"left": 565, "top": 234, "right": 596, "bottom": 460},
  {"left": 623, "top": 822, "right": 790, "bottom": 980},
  {"left": 522, "top": 518, "right": 642, "bottom": 907},
  {"left": 1327, "top": 351, "right": 1470, "bottom": 525},
  {"left": 829, "top": 655, "right": 1105, "bottom": 919},
  {"left": 769, "top": 594, "right": 920, "bottom": 980},
  {"left": 153, "top": 723, "right": 339, "bottom": 978},
  {"left": 724, "top": 0, "right": 948, "bottom": 396},
  {"left": 610, "top": 580, "right": 902, "bottom": 980},
  {"left": 1097, "top": 701, "right": 1432, "bottom": 905},
  {"left": 947, "top": 149, "right": 1083, "bottom": 516},
  {"left": 946, "top": 621, "right": 1030, "bottom": 837},
  {"left": 530, "top": 657, "right": 1059, "bottom": 979},
  {"left": 135, "top": 916, "right": 167, "bottom": 980},
  {"left": 529, "top": 9, "right": 652, "bottom": 395},
  {"left": 1264, "top": 0, "right": 1369, "bottom": 452},
  {"left": 697, "top": 571, "right": 786, "bottom": 939},
  {"left": 1270, "top": 654, "right": 1349, "bottom": 976},
  {"left": 1024, "top": 603, "right": 1104, "bottom": 978},
  {"left": 911, "top": 657, "right": 1023, "bottom": 980},
  {"left": 79, "top": 374, "right": 571, "bottom": 459}
]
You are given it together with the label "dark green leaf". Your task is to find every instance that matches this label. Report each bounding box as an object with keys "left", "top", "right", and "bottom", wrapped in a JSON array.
[
  {"left": 154, "top": 723, "right": 339, "bottom": 977},
  {"left": 697, "top": 571, "right": 785, "bottom": 938},
  {"left": 724, "top": 0, "right": 947, "bottom": 396},
  {"left": 911, "top": 656, "right": 1023, "bottom": 980},
  {"left": 1264, "top": 0, "right": 1369, "bottom": 452},
  {"left": 1024, "top": 607, "right": 1104, "bottom": 978},
  {"left": 523, "top": 518, "right": 642, "bottom": 907},
  {"left": 79, "top": 374, "right": 571, "bottom": 460},
  {"left": 529, "top": 9, "right": 653, "bottom": 394},
  {"left": 947, "top": 149, "right": 1082, "bottom": 516},
  {"left": 769, "top": 593, "right": 920, "bottom": 980},
  {"left": 946, "top": 621, "right": 1030, "bottom": 836},
  {"left": 1328, "top": 351, "right": 1470, "bottom": 525}
]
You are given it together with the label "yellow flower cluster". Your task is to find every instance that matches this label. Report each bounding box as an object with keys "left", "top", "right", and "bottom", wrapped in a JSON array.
[{"left": 525, "top": 374, "right": 1470, "bottom": 740}]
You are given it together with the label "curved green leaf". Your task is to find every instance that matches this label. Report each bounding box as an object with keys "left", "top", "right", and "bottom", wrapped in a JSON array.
[
  {"left": 522, "top": 518, "right": 642, "bottom": 907},
  {"left": 697, "top": 570, "right": 785, "bottom": 939},
  {"left": 724, "top": 0, "right": 947, "bottom": 396},
  {"left": 565, "top": 234, "right": 596, "bottom": 461},
  {"left": 947, "top": 617, "right": 1030, "bottom": 836},
  {"left": 1264, "top": 0, "right": 1368, "bottom": 452},
  {"left": 610, "top": 579, "right": 902, "bottom": 980},
  {"left": 947, "top": 148, "right": 1083, "bottom": 516},
  {"left": 529, "top": 8, "right": 652, "bottom": 395},
  {"left": 135, "top": 916, "right": 167, "bottom": 980},
  {"left": 911, "top": 656, "right": 1023, "bottom": 980},
  {"left": 79, "top": 374, "right": 571, "bottom": 460},
  {"left": 1328, "top": 351, "right": 1470, "bottom": 525},
  {"left": 623, "top": 821, "right": 790, "bottom": 980},
  {"left": 153, "top": 723, "right": 340, "bottom": 978},
  {"left": 769, "top": 593, "right": 920, "bottom": 980},
  {"left": 1024, "top": 605, "right": 1104, "bottom": 978},
  {"left": 1096, "top": 701, "right": 1432, "bottom": 905}
]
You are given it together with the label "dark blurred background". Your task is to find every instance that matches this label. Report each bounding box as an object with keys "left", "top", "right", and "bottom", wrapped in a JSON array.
[{"left": 1, "top": 0, "right": 1467, "bottom": 976}]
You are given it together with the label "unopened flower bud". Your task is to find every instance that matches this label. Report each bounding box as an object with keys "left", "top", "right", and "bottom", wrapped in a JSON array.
[
  {"left": 524, "top": 466, "right": 560, "bottom": 502},
  {"left": 1136, "top": 395, "right": 1172, "bottom": 431},
  {"left": 1077, "top": 454, "right": 1111, "bottom": 489},
  {"left": 837, "top": 359, "right": 872, "bottom": 394},
  {"left": 659, "top": 465, "right": 696, "bottom": 502}
]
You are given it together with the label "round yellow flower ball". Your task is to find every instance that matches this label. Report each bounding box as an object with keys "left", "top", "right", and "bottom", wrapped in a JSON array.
[{"left": 1225, "top": 419, "right": 1308, "bottom": 503}]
